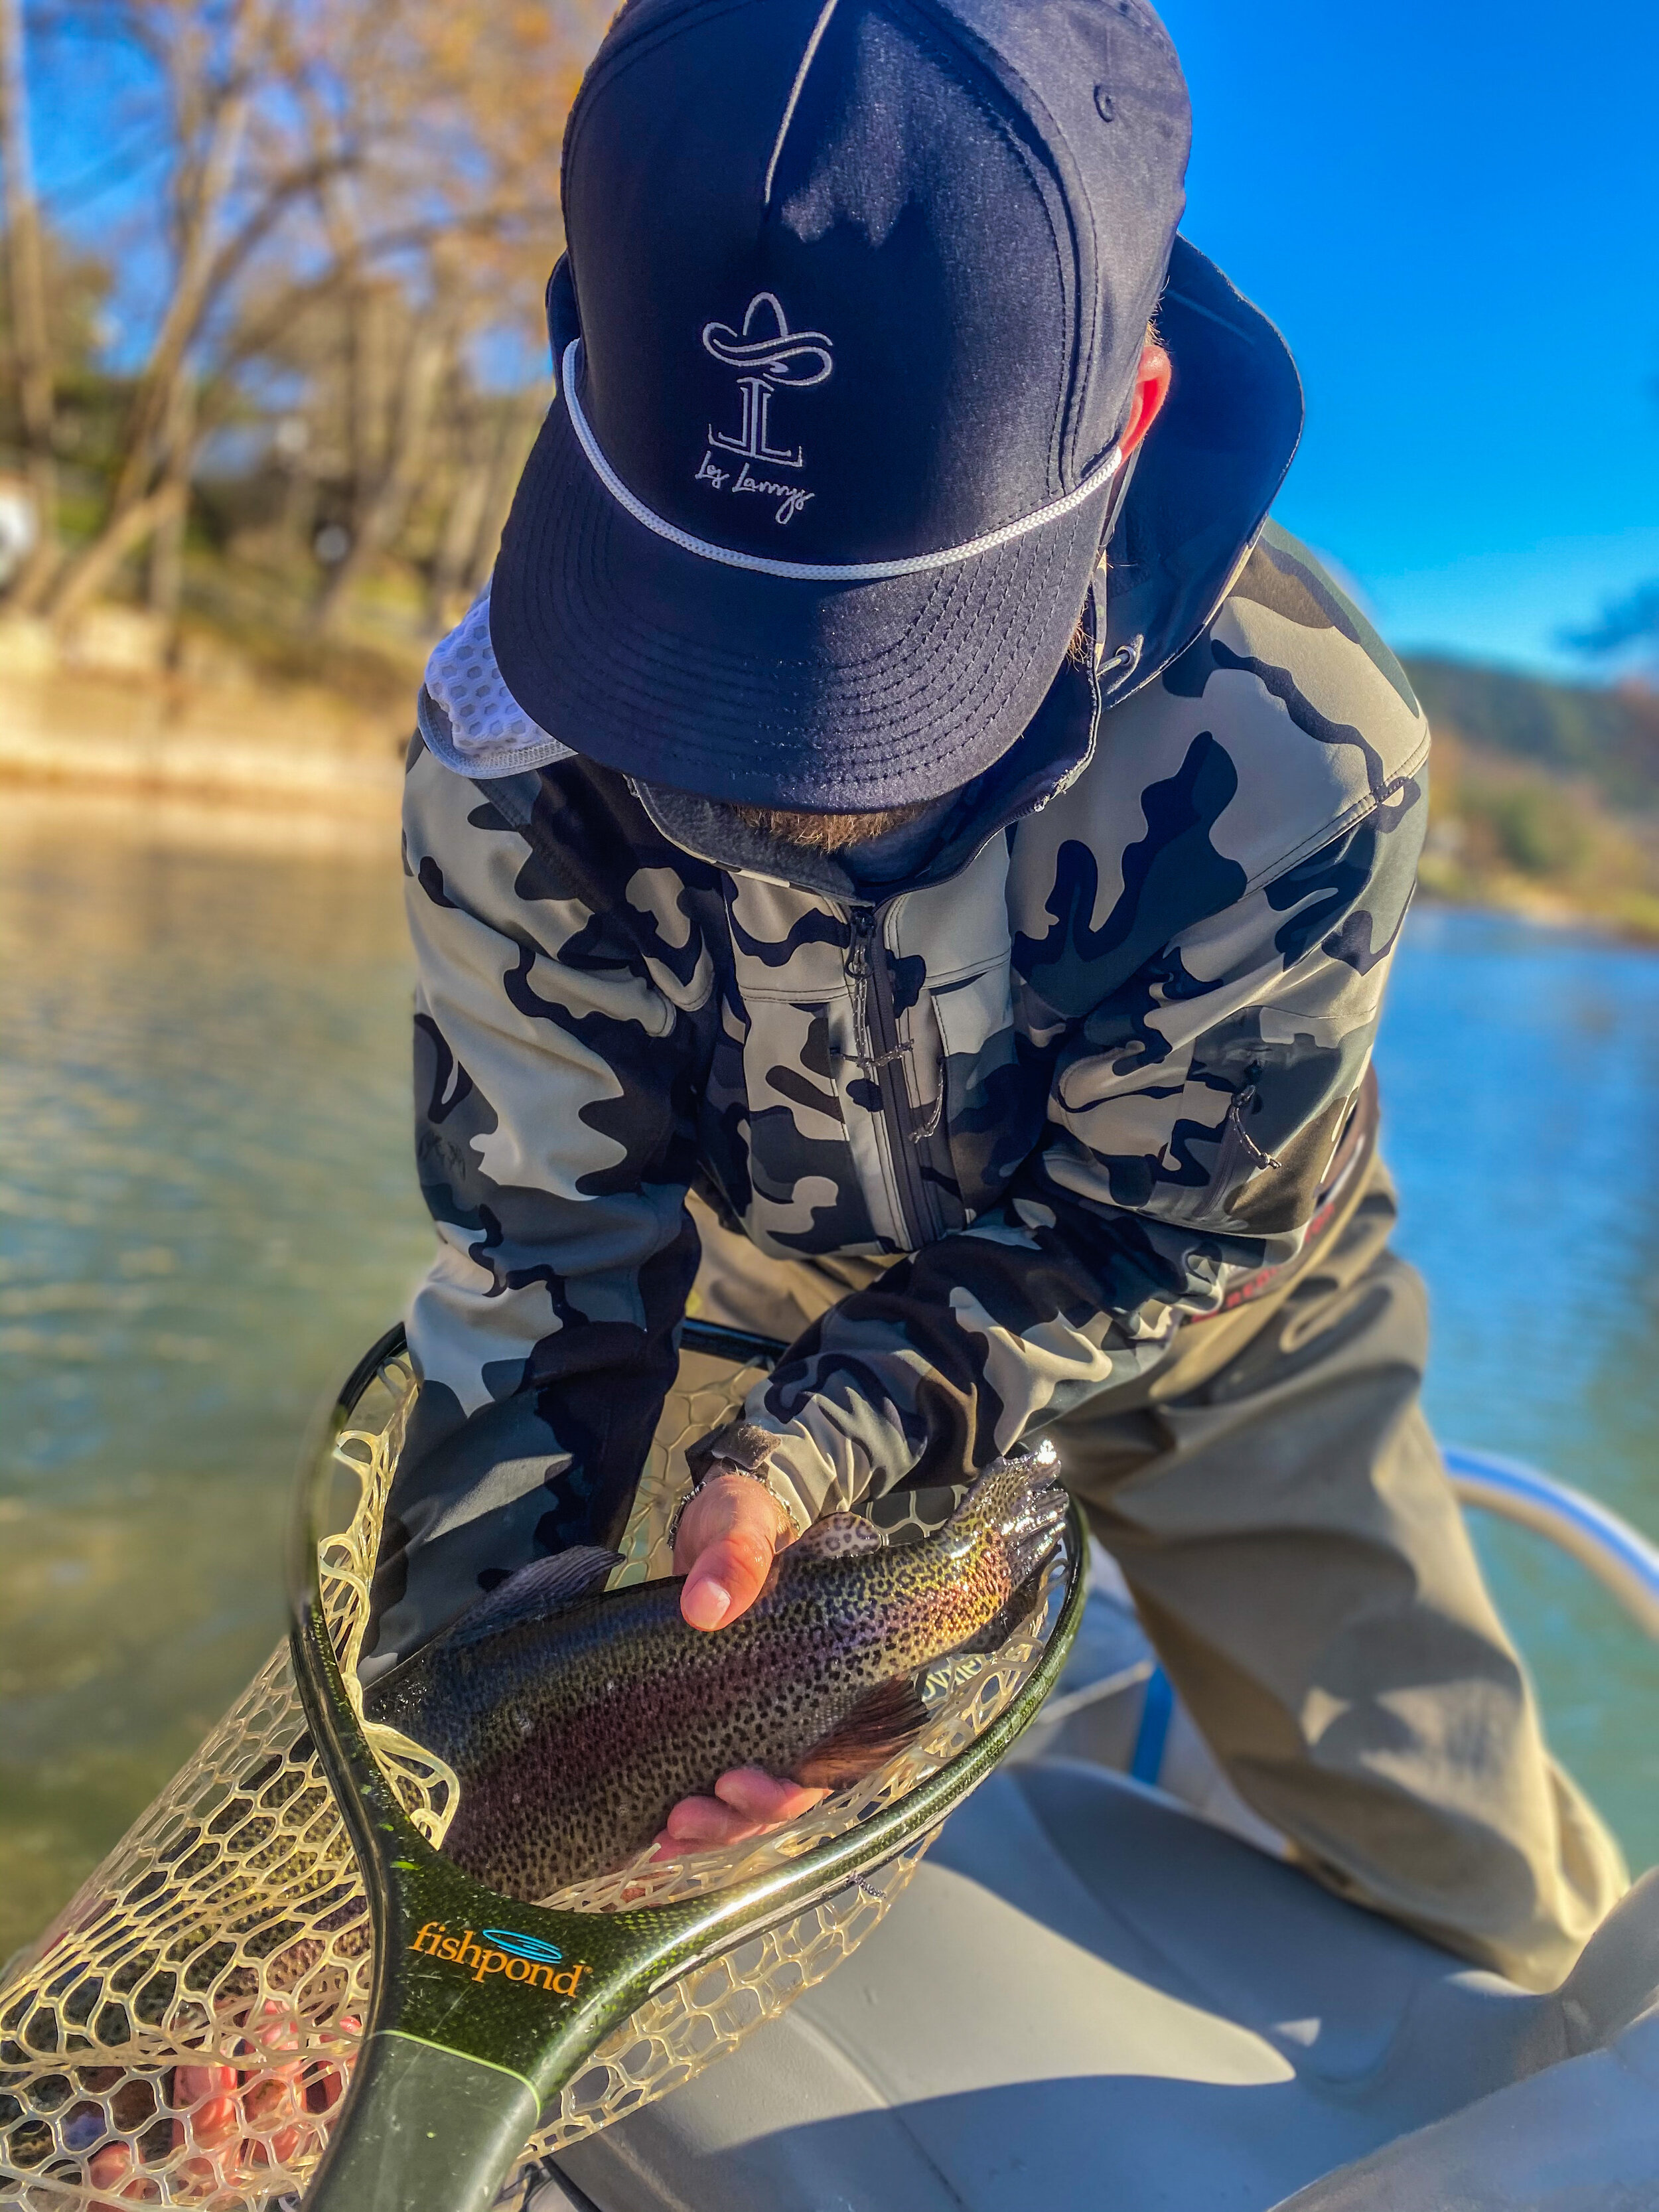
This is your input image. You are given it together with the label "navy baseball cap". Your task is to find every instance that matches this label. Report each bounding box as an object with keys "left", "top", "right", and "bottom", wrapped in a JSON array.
[{"left": 490, "top": 0, "right": 1192, "bottom": 810}]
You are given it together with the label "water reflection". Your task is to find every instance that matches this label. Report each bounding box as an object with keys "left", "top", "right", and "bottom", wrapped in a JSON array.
[
  {"left": 1, "top": 803, "right": 1654, "bottom": 1964},
  {"left": 1378, "top": 907, "right": 1659, "bottom": 1872},
  {"left": 0, "top": 794, "right": 430, "bottom": 1959}
]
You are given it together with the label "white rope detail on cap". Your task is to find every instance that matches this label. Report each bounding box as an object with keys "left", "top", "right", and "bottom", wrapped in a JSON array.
[{"left": 560, "top": 341, "right": 1121, "bottom": 583}]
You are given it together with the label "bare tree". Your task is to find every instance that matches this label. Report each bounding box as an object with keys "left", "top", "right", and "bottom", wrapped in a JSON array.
[
  {"left": 0, "top": 0, "right": 58, "bottom": 601},
  {"left": 6, "top": 0, "right": 601, "bottom": 640},
  {"left": 291, "top": 0, "right": 571, "bottom": 633},
  {"left": 307, "top": 285, "right": 453, "bottom": 632},
  {"left": 28, "top": 0, "right": 297, "bottom": 623},
  {"left": 423, "top": 385, "right": 542, "bottom": 632},
  {"left": 457, "top": 388, "right": 544, "bottom": 605}
]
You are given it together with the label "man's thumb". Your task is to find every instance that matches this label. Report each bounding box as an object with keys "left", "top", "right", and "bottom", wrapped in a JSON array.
[{"left": 681, "top": 1534, "right": 768, "bottom": 1631}]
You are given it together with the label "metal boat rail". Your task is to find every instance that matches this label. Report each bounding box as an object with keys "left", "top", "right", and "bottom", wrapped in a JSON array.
[{"left": 1444, "top": 1445, "right": 1659, "bottom": 1640}]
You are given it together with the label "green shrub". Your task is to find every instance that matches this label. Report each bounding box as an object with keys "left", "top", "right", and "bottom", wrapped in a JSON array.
[{"left": 1465, "top": 782, "right": 1593, "bottom": 877}]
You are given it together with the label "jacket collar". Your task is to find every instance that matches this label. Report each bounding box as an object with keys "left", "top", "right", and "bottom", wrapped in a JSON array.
[{"left": 1096, "top": 235, "right": 1305, "bottom": 715}]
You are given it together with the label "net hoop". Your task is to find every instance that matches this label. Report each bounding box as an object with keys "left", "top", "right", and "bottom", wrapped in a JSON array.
[{"left": 1, "top": 1326, "right": 1083, "bottom": 2207}]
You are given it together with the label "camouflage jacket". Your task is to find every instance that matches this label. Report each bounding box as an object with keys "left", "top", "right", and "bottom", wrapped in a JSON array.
[{"left": 371, "top": 252, "right": 1429, "bottom": 1666}]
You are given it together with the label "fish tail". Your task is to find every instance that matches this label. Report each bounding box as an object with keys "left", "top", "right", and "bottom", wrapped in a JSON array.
[{"left": 949, "top": 1441, "right": 1068, "bottom": 1581}]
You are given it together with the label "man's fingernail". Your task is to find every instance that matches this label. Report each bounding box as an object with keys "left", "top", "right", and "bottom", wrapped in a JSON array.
[{"left": 684, "top": 1576, "right": 731, "bottom": 1630}]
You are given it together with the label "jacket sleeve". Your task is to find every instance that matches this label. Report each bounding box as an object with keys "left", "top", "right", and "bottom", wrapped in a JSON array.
[
  {"left": 695, "top": 780, "right": 1425, "bottom": 1514},
  {"left": 368, "top": 739, "right": 710, "bottom": 1669}
]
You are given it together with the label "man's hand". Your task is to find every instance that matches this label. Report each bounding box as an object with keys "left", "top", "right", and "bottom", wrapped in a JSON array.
[
  {"left": 673, "top": 1465, "right": 794, "bottom": 1631},
  {"left": 661, "top": 1467, "right": 826, "bottom": 1852}
]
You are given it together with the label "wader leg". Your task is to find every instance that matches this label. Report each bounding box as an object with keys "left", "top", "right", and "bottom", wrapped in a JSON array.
[{"left": 1049, "top": 1155, "right": 1626, "bottom": 1991}]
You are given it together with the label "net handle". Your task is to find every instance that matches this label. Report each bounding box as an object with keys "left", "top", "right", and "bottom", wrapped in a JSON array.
[{"left": 303, "top": 2031, "right": 541, "bottom": 2212}]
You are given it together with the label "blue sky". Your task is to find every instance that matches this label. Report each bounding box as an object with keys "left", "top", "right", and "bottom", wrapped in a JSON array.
[
  {"left": 1159, "top": 0, "right": 1659, "bottom": 676},
  {"left": 27, "top": 0, "right": 1659, "bottom": 680}
]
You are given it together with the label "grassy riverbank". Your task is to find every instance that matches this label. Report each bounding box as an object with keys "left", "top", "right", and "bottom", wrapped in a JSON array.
[{"left": 1413, "top": 737, "right": 1659, "bottom": 942}]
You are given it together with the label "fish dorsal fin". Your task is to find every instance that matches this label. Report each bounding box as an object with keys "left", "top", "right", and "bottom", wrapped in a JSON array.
[
  {"left": 451, "top": 1545, "right": 623, "bottom": 1644},
  {"left": 790, "top": 1512, "right": 885, "bottom": 1563},
  {"left": 792, "top": 1675, "right": 931, "bottom": 1790}
]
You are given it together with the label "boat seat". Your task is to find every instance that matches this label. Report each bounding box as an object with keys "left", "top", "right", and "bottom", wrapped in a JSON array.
[{"left": 539, "top": 1761, "right": 1659, "bottom": 2212}]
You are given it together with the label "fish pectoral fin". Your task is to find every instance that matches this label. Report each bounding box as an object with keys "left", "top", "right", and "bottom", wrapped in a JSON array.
[
  {"left": 792, "top": 1676, "right": 931, "bottom": 1790},
  {"left": 452, "top": 1544, "right": 626, "bottom": 1641},
  {"left": 790, "top": 1511, "right": 886, "bottom": 1562}
]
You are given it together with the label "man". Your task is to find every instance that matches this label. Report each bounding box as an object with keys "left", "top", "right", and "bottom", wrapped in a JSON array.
[{"left": 367, "top": 0, "right": 1623, "bottom": 1988}]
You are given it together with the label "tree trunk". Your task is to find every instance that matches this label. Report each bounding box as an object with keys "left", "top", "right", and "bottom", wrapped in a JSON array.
[
  {"left": 44, "top": 480, "right": 186, "bottom": 628},
  {"left": 461, "top": 389, "right": 545, "bottom": 599},
  {"left": 38, "top": 0, "right": 264, "bottom": 626},
  {"left": 311, "top": 305, "right": 451, "bottom": 637},
  {"left": 0, "top": 0, "right": 58, "bottom": 609},
  {"left": 144, "top": 378, "right": 196, "bottom": 637},
  {"left": 145, "top": 481, "right": 187, "bottom": 632},
  {"left": 425, "top": 442, "right": 490, "bottom": 632}
]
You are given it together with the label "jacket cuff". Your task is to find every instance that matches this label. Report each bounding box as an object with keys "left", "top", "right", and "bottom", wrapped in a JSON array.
[{"left": 687, "top": 1418, "right": 834, "bottom": 1536}]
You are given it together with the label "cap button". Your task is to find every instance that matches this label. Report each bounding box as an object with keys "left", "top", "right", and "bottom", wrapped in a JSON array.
[{"left": 1093, "top": 85, "right": 1116, "bottom": 121}]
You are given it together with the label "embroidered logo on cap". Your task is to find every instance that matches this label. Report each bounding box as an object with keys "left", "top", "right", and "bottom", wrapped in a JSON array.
[{"left": 695, "top": 292, "right": 833, "bottom": 526}]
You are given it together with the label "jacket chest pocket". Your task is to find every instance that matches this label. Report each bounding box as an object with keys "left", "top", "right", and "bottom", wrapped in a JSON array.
[{"left": 928, "top": 958, "right": 1039, "bottom": 1212}]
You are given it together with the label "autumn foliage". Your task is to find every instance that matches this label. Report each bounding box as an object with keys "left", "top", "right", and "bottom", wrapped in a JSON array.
[{"left": 0, "top": 0, "right": 607, "bottom": 642}]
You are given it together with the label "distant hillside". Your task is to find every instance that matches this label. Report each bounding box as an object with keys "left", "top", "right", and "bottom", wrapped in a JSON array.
[
  {"left": 1402, "top": 655, "right": 1659, "bottom": 815},
  {"left": 1396, "top": 656, "right": 1659, "bottom": 939}
]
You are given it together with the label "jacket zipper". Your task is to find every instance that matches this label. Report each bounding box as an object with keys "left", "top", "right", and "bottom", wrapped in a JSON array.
[{"left": 847, "top": 905, "right": 939, "bottom": 1250}]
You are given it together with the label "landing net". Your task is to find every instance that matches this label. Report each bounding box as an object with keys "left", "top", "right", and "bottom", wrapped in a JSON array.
[{"left": 0, "top": 1345, "right": 1062, "bottom": 2209}]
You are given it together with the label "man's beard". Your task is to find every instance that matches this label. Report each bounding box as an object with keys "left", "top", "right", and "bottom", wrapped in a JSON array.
[{"left": 727, "top": 799, "right": 934, "bottom": 851}]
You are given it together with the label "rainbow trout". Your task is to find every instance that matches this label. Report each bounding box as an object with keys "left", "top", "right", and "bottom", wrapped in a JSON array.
[{"left": 365, "top": 1448, "right": 1067, "bottom": 1901}]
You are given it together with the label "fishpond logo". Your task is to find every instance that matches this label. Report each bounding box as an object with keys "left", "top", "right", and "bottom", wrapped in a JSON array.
[{"left": 411, "top": 1921, "right": 590, "bottom": 1995}]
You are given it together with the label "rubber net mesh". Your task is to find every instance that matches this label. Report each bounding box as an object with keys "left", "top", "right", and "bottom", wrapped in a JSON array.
[{"left": 0, "top": 1346, "right": 1060, "bottom": 2209}]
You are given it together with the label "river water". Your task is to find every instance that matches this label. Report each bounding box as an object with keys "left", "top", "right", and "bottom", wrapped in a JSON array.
[{"left": 1, "top": 796, "right": 1656, "bottom": 1963}]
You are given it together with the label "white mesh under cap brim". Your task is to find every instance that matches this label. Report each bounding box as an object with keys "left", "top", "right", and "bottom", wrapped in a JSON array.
[
  {"left": 561, "top": 340, "right": 1123, "bottom": 583},
  {"left": 423, "top": 584, "right": 575, "bottom": 776}
]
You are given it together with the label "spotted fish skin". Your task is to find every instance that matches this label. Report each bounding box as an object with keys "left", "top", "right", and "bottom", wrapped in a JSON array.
[{"left": 365, "top": 1451, "right": 1066, "bottom": 1902}]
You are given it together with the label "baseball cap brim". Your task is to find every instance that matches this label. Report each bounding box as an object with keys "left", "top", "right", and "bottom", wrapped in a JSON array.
[{"left": 487, "top": 362, "right": 1117, "bottom": 812}]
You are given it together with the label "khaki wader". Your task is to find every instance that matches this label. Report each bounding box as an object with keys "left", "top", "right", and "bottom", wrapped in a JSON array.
[{"left": 685, "top": 1151, "right": 1626, "bottom": 1992}]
